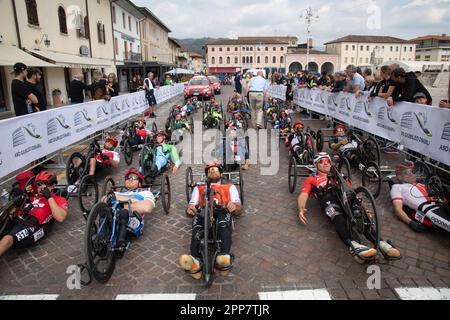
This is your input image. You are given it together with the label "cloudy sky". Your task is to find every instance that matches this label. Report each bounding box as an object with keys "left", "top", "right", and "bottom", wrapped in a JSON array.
[{"left": 133, "top": 0, "right": 450, "bottom": 47}]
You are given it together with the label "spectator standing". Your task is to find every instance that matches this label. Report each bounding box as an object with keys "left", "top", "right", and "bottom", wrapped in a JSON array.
[
  {"left": 25, "top": 68, "right": 46, "bottom": 112},
  {"left": 234, "top": 72, "right": 242, "bottom": 94},
  {"left": 129, "top": 76, "right": 139, "bottom": 93},
  {"left": 164, "top": 75, "right": 173, "bottom": 86},
  {"left": 345, "top": 65, "right": 366, "bottom": 93},
  {"left": 331, "top": 72, "right": 347, "bottom": 93},
  {"left": 106, "top": 73, "right": 120, "bottom": 97},
  {"left": 286, "top": 74, "right": 295, "bottom": 110},
  {"left": 439, "top": 78, "right": 449, "bottom": 108},
  {"left": 90, "top": 70, "right": 111, "bottom": 101},
  {"left": 387, "top": 68, "right": 432, "bottom": 106},
  {"left": 144, "top": 72, "right": 157, "bottom": 118},
  {"left": 69, "top": 75, "right": 90, "bottom": 104},
  {"left": 11, "top": 63, "right": 38, "bottom": 117},
  {"left": 248, "top": 71, "right": 269, "bottom": 129}
]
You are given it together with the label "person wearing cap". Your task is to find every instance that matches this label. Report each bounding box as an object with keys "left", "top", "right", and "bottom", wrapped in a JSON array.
[
  {"left": 391, "top": 161, "right": 450, "bottom": 233},
  {"left": 140, "top": 130, "right": 181, "bottom": 180},
  {"left": 179, "top": 162, "right": 242, "bottom": 280},
  {"left": 0, "top": 171, "right": 68, "bottom": 257},
  {"left": 11, "top": 63, "right": 39, "bottom": 117},
  {"left": 413, "top": 92, "right": 428, "bottom": 105},
  {"left": 111, "top": 169, "right": 156, "bottom": 249},
  {"left": 298, "top": 153, "right": 401, "bottom": 263}
]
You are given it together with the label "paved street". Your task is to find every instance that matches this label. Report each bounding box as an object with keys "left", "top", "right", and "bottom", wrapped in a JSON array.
[{"left": 0, "top": 85, "right": 449, "bottom": 300}]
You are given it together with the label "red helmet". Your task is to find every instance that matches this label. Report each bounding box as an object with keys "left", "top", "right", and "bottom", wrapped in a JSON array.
[
  {"left": 280, "top": 108, "right": 287, "bottom": 114},
  {"left": 125, "top": 168, "right": 144, "bottom": 185},
  {"left": 334, "top": 124, "right": 348, "bottom": 135},
  {"left": 105, "top": 136, "right": 118, "bottom": 148},
  {"left": 155, "top": 130, "right": 167, "bottom": 138},
  {"left": 136, "top": 118, "right": 146, "bottom": 125},
  {"left": 294, "top": 122, "right": 304, "bottom": 130},
  {"left": 35, "top": 171, "right": 57, "bottom": 185},
  {"left": 205, "top": 162, "right": 223, "bottom": 175}
]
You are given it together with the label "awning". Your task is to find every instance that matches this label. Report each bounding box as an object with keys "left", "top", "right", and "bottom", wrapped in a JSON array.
[
  {"left": 209, "top": 67, "right": 237, "bottom": 73},
  {"left": 0, "top": 43, "right": 56, "bottom": 67},
  {"left": 26, "top": 49, "right": 113, "bottom": 69}
]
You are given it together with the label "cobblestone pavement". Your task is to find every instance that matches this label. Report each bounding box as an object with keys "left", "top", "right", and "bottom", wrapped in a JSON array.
[{"left": 0, "top": 86, "right": 449, "bottom": 300}]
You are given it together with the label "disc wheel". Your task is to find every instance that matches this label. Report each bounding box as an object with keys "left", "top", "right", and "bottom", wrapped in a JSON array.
[
  {"left": 78, "top": 175, "right": 99, "bottom": 217},
  {"left": 123, "top": 138, "right": 133, "bottom": 166},
  {"left": 161, "top": 174, "right": 171, "bottom": 214},
  {"left": 362, "top": 161, "right": 382, "bottom": 199},
  {"left": 185, "top": 167, "right": 194, "bottom": 203},
  {"left": 84, "top": 202, "right": 116, "bottom": 284},
  {"left": 66, "top": 153, "right": 86, "bottom": 185},
  {"left": 288, "top": 155, "right": 298, "bottom": 194}
]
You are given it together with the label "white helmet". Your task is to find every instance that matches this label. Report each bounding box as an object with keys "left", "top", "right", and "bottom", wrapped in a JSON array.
[{"left": 313, "top": 152, "right": 331, "bottom": 164}]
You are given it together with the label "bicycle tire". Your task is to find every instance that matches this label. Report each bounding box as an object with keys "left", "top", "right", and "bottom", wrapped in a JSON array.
[
  {"left": 123, "top": 138, "right": 133, "bottom": 166},
  {"left": 338, "top": 157, "right": 352, "bottom": 181},
  {"left": 351, "top": 186, "right": 380, "bottom": 250},
  {"left": 185, "top": 167, "right": 194, "bottom": 203},
  {"left": 288, "top": 155, "right": 298, "bottom": 194},
  {"left": 101, "top": 176, "right": 116, "bottom": 198},
  {"left": 161, "top": 174, "right": 171, "bottom": 214},
  {"left": 362, "top": 137, "right": 381, "bottom": 167},
  {"left": 78, "top": 175, "right": 99, "bottom": 217},
  {"left": 66, "top": 153, "right": 86, "bottom": 185},
  {"left": 316, "top": 130, "right": 324, "bottom": 153},
  {"left": 362, "top": 161, "right": 382, "bottom": 199}
]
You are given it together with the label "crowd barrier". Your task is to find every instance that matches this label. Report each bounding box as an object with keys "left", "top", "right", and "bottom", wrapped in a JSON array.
[
  {"left": 0, "top": 84, "right": 185, "bottom": 180},
  {"left": 267, "top": 84, "right": 450, "bottom": 167}
]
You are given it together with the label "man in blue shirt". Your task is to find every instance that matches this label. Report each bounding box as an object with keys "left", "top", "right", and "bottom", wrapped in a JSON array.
[
  {"left": 345, "top": 65, "right": 365, "bottom": 94},
  {"left": 248, "top": 71, "right": 269, "bottom": 129}
]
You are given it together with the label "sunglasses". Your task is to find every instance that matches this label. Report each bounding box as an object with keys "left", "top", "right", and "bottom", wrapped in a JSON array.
[
  {"left": 318, "top": 159, "right": 331, "bottom": 165},
  {"left": 208, "top": 167, "right": 220, "bottom": 173},
  {"left": 126, "top": 174, "right": 140, "bottom": 181},
  {"left": 37, "top": 182, "right": 48, "bottom": 187}
]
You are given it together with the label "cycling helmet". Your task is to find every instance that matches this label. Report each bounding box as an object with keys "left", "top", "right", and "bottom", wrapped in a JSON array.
[
  {"left": 35, "top": 171, "right": 57, "bottom": 185},
  {"left": 125, "top": 168, "right": 144, "bottom": 185},
  {"left": 105, "top": 136, "right": 119, "bottom": 148},
  {"left": 205, "top": 162, "right": 223, "bottom": 175},
  {"left": 155, "top": 130, "right": 167, "bottom": 138},
  {"left": 334, "top": 124, "right": 348, "bottom": 135},
  {"left": 294, "top": 121, "right": 304, "bottom": 130},
  {"left": 395, "top": 160, "right": 415, "bottom": 175},
  {"left": 313, "top": 152, "right": 332, "bottom": 165},
  {"left": 136, "top": 118, "right": 146, "bottom": 125},
  {"left": 280, "top": 108, "right": 287, "bottom": 114}
]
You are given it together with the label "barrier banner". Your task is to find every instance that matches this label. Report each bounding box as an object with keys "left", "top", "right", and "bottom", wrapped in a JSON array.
[
  {"left": 290, "top": 87, "right": 450, "bottom": 166},
  {"left": 267, "top": 84, "right": 287, "bottom": 101},
  {"left": 0, "top": 84, "right": 185, "bottom": 180}
]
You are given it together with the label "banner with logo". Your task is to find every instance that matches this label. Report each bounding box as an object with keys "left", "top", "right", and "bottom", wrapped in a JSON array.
[
  {"left": 267, "top": 84, "right": 287, "bottom": 101},
  {"left": 0, "top": 84, "right": 184, "bottom": 180},
  {"left": 282, "top": 87, "right": 450, "bottom": 166}
]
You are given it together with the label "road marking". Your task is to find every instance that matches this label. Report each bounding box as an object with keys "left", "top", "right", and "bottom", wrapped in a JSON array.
[
  {"left": 0, "top": 295, "right": 59, "bottom": 300},
  {"left": 258, "top": 289, "right": 332, "bottom": 300},
  {"left": 395, "top": 287, "right": 450, "bottom": 300},
  {"left": 115, "top": 294, "right": 197, "bottom": 300}
]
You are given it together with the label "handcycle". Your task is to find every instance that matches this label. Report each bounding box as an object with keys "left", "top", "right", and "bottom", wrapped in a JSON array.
[
  {"left": 120, "top": 120, "right": 158, "bottom": 166},
  {"left": 83, "top": 176, "right": 171, "bottom": 284},
  {"left": 203, "top": 102, "right": 224, "bottom": 130}
]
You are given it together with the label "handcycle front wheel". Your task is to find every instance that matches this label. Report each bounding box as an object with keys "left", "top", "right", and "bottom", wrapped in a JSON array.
[
  {"left": 161, "top": 174, "right": 171, "bottom": 214},
  {"left": 66, "top": 152, "right": 86, "bottom": 185},
  {"left": 337, "top": 157, "right": 352, "bottom": 181},
  {"left": 349, "top": 186, "right": 380, "bottom": 251},
  {"left": 361, "top": 137, "right": 381, "bottom": 167},
  {"left": 101, "top": 176, "right": 116, "bottom": 198},
  {"left": 123, "top": 137, "right": 133, "bottom": 166},
  {"left": 78, "top": 175, "right": 99, "bottom": 218},
  {"left": 84, "top": 202, "right": 116, "bottom": 284},
  {"left": 288, "top": 155, "right": 298, "bottom": 194},
  {"left": 185, "top": 167, "right": 194, "bottom": 203}
]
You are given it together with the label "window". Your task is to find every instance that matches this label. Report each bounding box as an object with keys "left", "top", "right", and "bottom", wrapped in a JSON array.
[
  {"left": 58, "top": 6, "right": 67, "bottom": 34},
  {"left": 250, "top": 56, "right": 253, "bottom": 64},
  {"left": 227, "top": 57, "right": 230, "bottom": 64},
  {"left": 242, "top": 57, "right": 245, "bottom": 64},
  {"left": 219, "top": 48, "right": 222, "bottom": 52},
  {"left": 441, "top": 55, "right": 449, "bottom": 62},
  {"left": 265, "top": 56, "right": 269, "bottom": 64},
  {"left": 235, "top": 47, "right": 238, "bottom": 51},
  {"left": 84, "top": 16, "right": 90, "bottom": 38},
  {"left": 345, "top": 57, "right": 348, "bottom": 63},
  {"left": 272, "top": 56, "right": 276, "bottom": 64},
  {"left": 415, "top": 55, "right": 421, "bottom": 61},
  {"left": 114, "top": 37, "right": 118, "bottom": 55},
  {"left": 360, "top": 45, "right": 364, "bottom": 51},
  {"left": 359, "top": 57, "right": 363, "bottom": 63},
  {"left": 212, "top": 48, "right": 215, "bottom": 52},
  {"left": 273, "top": 47, "right": 276, "bottom": 51},
  {"left": 424, "top": 55, "right": 431, "bottom": 61},
  {"left": 235, "top": 57, "right": 238, "bottom": 64},
  {"left": 366, "top": 46, "right": 370, "bottom": 51},
  {"left": 129, "top": 16, "right": 132, "bottom": 31},
  {"left": 219, "top": 57, "right": 223, "bottom": 64},
  {"left": 352, "top": 45, "right": 355, "bottom": 51},
  {"left": 243, "top": 47, "right": 246, "bottom": 52},
  {"left": 97, "top": 22, "right": 106, "bottom": 44},
  {"left": 211, "top": 57, "right": 215, "bottom": 64},
  {"left": 257, "top": 56, "right": 260, "bottom": 64},
  {"left": 265, "top": 47, "right": 268, "bottom": 51},
  {"left": 366, "top": 58, "right": 369, "bottom": 63},
  {"left": 122, "top": 13, "right": 126, "bottom": 28},
  {"left": 227, "top": 47, "right": 230, "bottom": 52},
  {"left": 281, "top": 47, "right": 284, "bottom": 51},
  {"left": 396, "top": 46, "right": 399, "bottom": 52},
  {"left": 136, "top": 21, "right": 139, "bottom": 35},
  {"left": 345, "top": 45, "right": 349, "bottom": 51},
  {"left": 404, "top": 46, "right": 407, "bottom": 52},
  {"left": 410, "top": 47, "right": 413, "bottom": 52},
  {"left": 390, "top": 46, "right": 393, "bottom": 52},
  {"left": 26, "top": 0, "right": 39, "bottom": 26},
  {"left": 280, "top": 56, "right": 284, "bottom": 64},
  {"left": 351, "top": 57, "right": 354, "bottom": 63},
  {"left": 112, "top": 6, "right": 116, "bottom": 24},
  {"left": 250, "top": 47, "right": 253, "bottom": 51}
]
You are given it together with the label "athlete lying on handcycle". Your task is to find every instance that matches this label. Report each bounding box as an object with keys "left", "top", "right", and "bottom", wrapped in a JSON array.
[
  {"left": 273, "top": 108, "right": 292, "bottom": 134},
  {"left": 179, "top": 162, "right": 242, "bottom": 279},
  {"left": 285, "top": 121, "right": 315, "bottom": 164},
  {"left": 0, "top": 171, "right": 68, "bottom": 257},
  {"left": 88, "top": 136, "right": 121, "bottom": 177},
  {"left": 298, "top": 153, "right": 401, "bottom": 263},
  {"left": 169, "top": 113, "right": 192, "bottom": 143},
  {"left": 390, "top": 161, "right": 450, "bottom": 233},
  {"left": 329, "top": 124, "right": 360, "bottom": 167}
]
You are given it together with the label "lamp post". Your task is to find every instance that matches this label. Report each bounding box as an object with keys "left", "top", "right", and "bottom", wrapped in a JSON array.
[{"left": 300, "top": 7, "right": 319, "bottom": 72}]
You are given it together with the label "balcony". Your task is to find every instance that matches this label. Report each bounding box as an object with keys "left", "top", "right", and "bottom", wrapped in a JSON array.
[{"left": 123, "top": 51, "right": 142, "bottom": 64}]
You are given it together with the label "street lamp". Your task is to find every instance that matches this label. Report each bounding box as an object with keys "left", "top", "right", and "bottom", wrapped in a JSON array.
[{"left": 300, "top": 7, "right": 319, "bottom": 72}]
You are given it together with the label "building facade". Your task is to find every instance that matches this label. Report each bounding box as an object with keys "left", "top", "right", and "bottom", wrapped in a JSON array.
[
  {"left": 190, "top": 52, "right": 205, "bottom": 73},
  {"left": 112, "top": 0, "right": 144, "bottom": 92},
  {"left": 168, "top": 37, "right": 182, "bottom": 66},
  {"left": 325, "top": 35, "right": 416, "bottom": 71},
  {"left": 286, "top": 48, "right": 338, "bottom": 75},
  {"left": 205, "top": 39, "right": 289, "bottom": 76},
  {"left": 411, "top": 34, "right": 450, "bottom": 62}
]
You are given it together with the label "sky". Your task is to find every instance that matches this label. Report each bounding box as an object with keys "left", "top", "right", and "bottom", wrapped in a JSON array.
[{"left": 132, "top": 0, "right": 450, "bottom": 48}]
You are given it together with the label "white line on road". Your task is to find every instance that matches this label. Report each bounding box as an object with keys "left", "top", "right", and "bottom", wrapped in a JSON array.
[
  {"left": 0, "top": 295, "right": 59, "bottom": 300},
  {"left": 258, "top": 289, "right": 332, "bottom": 300},
  {"left": 115, "top": 294, "right": 197, "bottom": 300},
  {"left": 395, "top": 287, "right": 450, "bottom": 300}
]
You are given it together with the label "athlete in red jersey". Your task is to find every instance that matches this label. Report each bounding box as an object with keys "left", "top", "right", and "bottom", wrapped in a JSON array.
[
  {"left": 298, "top": 153, "right": 401, "bottom": 263},
  {"left": 0, "top": 171, "right": 68, "bottom": 257},
  {"left": 89, "top": 136, "right": 121, "bottom": 176}
]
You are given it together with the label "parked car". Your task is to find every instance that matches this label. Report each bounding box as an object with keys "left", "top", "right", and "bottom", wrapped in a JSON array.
[
  {"left": 184, "top": 76, "right": 214, "bottom": 100},
  {"left": 208, "top": 76, "right": 222, "bottom": 94}
]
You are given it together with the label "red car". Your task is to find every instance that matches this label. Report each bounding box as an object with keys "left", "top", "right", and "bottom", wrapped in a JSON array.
[
  {"left": 184, "top": 76, "right": 214, "bottom": 100},
  {"left": 208, "top": 76, "right": 221, "bottom": 95}
]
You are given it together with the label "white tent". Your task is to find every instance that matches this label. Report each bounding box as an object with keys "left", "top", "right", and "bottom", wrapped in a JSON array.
[
  {"left": 383, "top": 60, "right": 450, "bottom": 72},
  {"left": 166, "top": 68, "right": 195, "bottom": 75}
]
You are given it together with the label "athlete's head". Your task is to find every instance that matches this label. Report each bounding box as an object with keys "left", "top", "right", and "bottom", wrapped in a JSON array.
[
  {"left": 313, "top": 152, "right": 332, "bottom": 174},
  {"left": 334, "top": 124, "right": 347, "bottom": 137},
  {"left": 395, "top": 160, "right": 417, "bottom": 184},
  {"left": 205, "top": 161, "right": 223, "bottom": 183},
  {"left": 35, "top": 171, "right": 57, "bottom": 192},
  {"left": 104, "top": 136, "right": 118, "bottom": 151},
  {"left": 155, "top": 130, "right": 167, "bottom": 144},
  {"left": 125, "top": 168, "right": 144, "bottom": 189}
]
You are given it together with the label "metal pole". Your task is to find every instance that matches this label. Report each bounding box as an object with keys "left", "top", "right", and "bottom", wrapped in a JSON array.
[{"left": 300, "top": 7, "right": 319, "bottom": 73}]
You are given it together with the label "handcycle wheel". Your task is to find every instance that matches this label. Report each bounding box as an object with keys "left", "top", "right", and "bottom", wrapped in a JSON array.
[
  {"left": 66, "top": 152, "right": 86, "bottom": 185},
  {"left": 426, "top": 175, "right": 446, "bottom": 198},
  {"left": 414, "top": 160, "right": 432, "bottom": 183},
  {"left": 362, "top": 161, "right": 382, "bottom": 199},
  {"left": 161, "top": 174, "right": 171, "bottom": 214},
  {"left": 349, "top": 187, "right": 380, "bottom": 250},
  {"left": 185, "top": 167, "right": 194, "bottom": 203},
  {"left": 152, "top": 122, "right": 158, "bottom": 134},
  {"left": 123, "top": 138, "right": 133, "bottom": 166},
  {"left": 84, "top": 202, "right": 116, "bottom": 284},
  {"left": 362, "top": 137, "right": 381, "bottom": 166},
  {"left": 288, "top": 155, "right": 298, "bottom": 194},
  {"left": 140, "top": 144, "right": 153, "bottom": 178},
  {"left": 239, "top": 165, "right": 244, "bottom": 205},
  {"left": 78, "top": 175, "right": 99, "bottom": 217},
  {"left": 338, "top": 157, "right": 352, "bottom": 181},
  {"left": 202, "top": 197, "right": 214, "bottom": 287},
  {"left": 316, "top": 130, "right": 324, "bottom": 153},
  {"left": 101, "top": 176, "right": 116, "bottom": 198}
]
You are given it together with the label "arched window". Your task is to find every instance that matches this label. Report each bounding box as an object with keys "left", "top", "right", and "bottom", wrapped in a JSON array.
[
  {"left": 235, "top": 57, "right": 238, "bottom": 64},
  {"left": 84, "top": 16, "right": 90, "bottom": 38},
  {"left": 212, "top": 57, "right": 215, "bottom": 65},
  {"left": 219, "top": 57, "right": 223, "bottom": 64},
  {"left": 250, "top": 56, "right": 253, "bottom": 64},
  {"left": 257, "top": 56, "right": 260, "bottom": 64},
  {"left": 58, "top": 6, "right": 67, "bottom": 34},
  {"left": 242, "top": 57, "right": 245, "bottom": 64},
  {"left": 25, "top": 0, "right": 39, "bottom": 26},
  {"left": 272, "top": 56, "right": 276, "bottom": 64},
  {"left": 97, "top": 22, "right": 106, "bottom": 44},
  {"left": 265, "top": 56, "right": 269, "bottom": 64},
  {"left": 280, "top": 56, "right": 284, "bottom": 64},
  {"left": 227, "top": 57, "right": 230, "bottom": 64}
]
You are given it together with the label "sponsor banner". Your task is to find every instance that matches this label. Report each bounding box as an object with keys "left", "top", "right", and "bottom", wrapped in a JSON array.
[
  {"left": 0, "top": 85, "right": 183, "bottom": 180},
  {"left": 278, "top": 87, "right": 450, "bottom": 166},
  {"left": 267, "top": 84, "right": 287, "bottom": 101}
]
